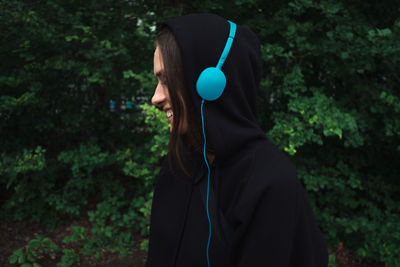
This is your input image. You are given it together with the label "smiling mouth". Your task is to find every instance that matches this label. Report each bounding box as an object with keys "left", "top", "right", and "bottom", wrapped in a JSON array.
[{"left": 166, "top": 110, "right": 173, "bottom": 122}]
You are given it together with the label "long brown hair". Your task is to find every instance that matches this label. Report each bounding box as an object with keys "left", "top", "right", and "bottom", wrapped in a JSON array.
[{"left": 156, "top": 26, "right": 211, "bottom": 177}]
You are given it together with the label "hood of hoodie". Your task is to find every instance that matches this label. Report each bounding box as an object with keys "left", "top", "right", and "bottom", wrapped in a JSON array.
[{"left": 161, "top": 13, "right": 267, "bottom": 166}]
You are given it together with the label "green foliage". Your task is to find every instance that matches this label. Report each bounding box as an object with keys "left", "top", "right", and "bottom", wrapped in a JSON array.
[
  {"left": 328, "top": 254, "right": 337, "bottom": 267},
  {"left": 58, "top": 249, "right": 80, "bottom": 267},
  {"left": 122, "top": 103, "right": 169, "bottom": 239},
  {"left": 7, "top": 104, "right": 169, "bottom": 265},
  {"left": 0, "top": 146, "right": 46, "bottom": 189},
  {"left": 9, "top": 234, "right": 58, "bottom": 267},
  {"left": 57, "top": 104, "right": 168, "bottom": 258},
  {"left": 0, "top": 0, "right": 159, "bottom": 227}
]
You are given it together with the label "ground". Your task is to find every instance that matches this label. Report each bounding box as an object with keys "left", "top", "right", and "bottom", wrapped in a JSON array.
[
  {"left": 0, "top": 218, "right": 385, "bottom": 267},
  {"left": 0, "top": 218, "right": 147, "bottom": 267}
]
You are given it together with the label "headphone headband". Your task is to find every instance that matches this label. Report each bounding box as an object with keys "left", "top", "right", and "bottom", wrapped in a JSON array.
[{"left": 216, "top": 20, "right": 237, "bottom": 70}]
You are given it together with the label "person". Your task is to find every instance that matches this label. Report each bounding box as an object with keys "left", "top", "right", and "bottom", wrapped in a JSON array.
[{"left": 146, "top": 13, "right": 328, "bottom": 267}]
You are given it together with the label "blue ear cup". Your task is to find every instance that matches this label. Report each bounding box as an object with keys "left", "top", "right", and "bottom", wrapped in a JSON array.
[
  {"left": 196, "top": 67, "right": 226, "bottom": 101},
  {"left": 196, "top": 20, "right": 236, "bottom": 101}
]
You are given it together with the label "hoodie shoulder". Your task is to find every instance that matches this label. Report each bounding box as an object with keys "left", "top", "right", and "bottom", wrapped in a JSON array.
[
  {"left": 243, "top": 139, "right": 299, "bottom": 194},
  {"left": 227, "top": 140, "right": 328, "bottom": 266}
]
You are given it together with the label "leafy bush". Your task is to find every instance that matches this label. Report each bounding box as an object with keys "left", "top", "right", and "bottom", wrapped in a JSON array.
[
  {"left": 8, "top": 104, "right": 169, "bottom": 265},
  {"left": 9, "top": 234, "right": 58, "bottom": 267},
  {"left": 57, "top": 104, "right": 169, "bottom": 259}
]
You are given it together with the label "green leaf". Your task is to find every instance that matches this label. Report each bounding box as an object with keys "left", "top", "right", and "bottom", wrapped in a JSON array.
[
  {"left": 8, "top": 254, "right": 18, "bottom": 264},
  {"left": 18, "top": 253, "right": 26, "bottom": 264}
]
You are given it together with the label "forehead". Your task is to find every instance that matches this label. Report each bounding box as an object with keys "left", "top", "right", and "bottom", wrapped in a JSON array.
[{"left": 153, "top": 46, "right": 164, "bottom": 74}]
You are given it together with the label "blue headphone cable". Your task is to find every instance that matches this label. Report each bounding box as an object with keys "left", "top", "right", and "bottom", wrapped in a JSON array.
[{"left": 201, "top": 99, "right": 212, "bottom": 267}]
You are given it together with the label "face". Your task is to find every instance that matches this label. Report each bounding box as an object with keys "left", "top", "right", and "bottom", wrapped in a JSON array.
[{"left": 152, "top": 46, "right": 187, "bottom": 133}]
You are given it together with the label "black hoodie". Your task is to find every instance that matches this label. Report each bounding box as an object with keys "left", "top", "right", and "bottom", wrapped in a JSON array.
[{"left": 146, "top": 13, "right": 328, "bottom": 267}]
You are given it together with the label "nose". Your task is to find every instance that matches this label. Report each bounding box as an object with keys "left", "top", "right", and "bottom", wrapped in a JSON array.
[{"left": 151, "top": 82, "right": 166, "bottom": 108}]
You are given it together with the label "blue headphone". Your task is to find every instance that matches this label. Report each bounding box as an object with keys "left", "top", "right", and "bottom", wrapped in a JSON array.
[
  {"left": 196, "top": 20, "right": 237, "bottom": 267},
  {"left": 196, "top": 20, "right": 237, "bottom": 101}
]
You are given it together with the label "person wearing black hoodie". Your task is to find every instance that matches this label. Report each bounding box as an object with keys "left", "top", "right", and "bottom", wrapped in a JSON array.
[{"left": 146, "top": 13, "right": 328, "bottom": 267}]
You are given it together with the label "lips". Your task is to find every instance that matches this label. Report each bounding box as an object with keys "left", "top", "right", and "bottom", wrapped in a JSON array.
[{"left": 166, "top": 109, "right": 173, "bottom": 122}]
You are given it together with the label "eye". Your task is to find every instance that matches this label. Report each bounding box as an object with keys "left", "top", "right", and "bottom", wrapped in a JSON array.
[{"left": 161, "top": 79, "right": 168, "bottom": 86}]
